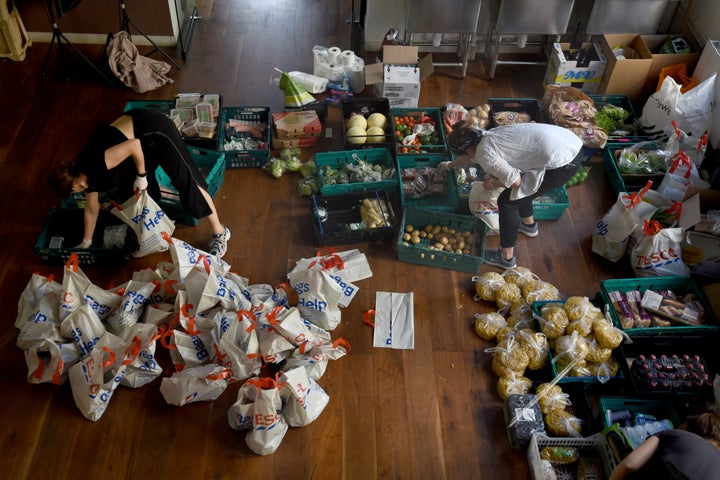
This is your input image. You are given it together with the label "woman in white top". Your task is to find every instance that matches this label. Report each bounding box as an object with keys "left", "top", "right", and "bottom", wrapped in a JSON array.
[{"left": 441, "top": 120, "right": 583, "bottom": 269}]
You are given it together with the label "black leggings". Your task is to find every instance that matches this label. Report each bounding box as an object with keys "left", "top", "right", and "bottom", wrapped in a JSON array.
[
  {"left": 127, "top": 108, "right": 212, "bottom": 219},
  {"left": 496, "top": 154, "right": 582, "bottom": 249}
]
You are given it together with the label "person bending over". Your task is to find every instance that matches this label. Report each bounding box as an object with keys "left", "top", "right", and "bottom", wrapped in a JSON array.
[
  {"left": 441, "top": 120, "right": 583, "bottom": 269},
  {"left": 610, "top": 412, "right": 720, "bottom": 480},
  {"left": 48, "top": 108, "right": 231, "bottom": 258}
]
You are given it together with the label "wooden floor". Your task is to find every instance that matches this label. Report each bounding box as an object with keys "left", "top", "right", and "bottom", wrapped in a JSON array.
[{"left": 0, "top": 1, "right": 638, "bottom": 478}]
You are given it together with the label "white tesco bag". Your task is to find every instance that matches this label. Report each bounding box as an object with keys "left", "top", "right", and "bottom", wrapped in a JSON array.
[
  {"left": 592, "top": 183, "right": 657, "bottom": 262},
  {"left": 468, "top": 179, "right": 504, "bottom": 233},
  {"left": 279, "top": 366, "right": 330, "bottom": 427},
  {"left": 159, "top": 364, "right": 231, "bottom": 406},
  {"left": 68, "top": 331, "right": 136, "bottom": 421},
  {"left": 110, "top": 190, "right": 175, "bottom": 257},
  {"left": 243, "top": 376, "right": 289, "bottom": 456},
  {"left": 630, "top": 220, "right": 690, "bottom": 277},
  {"left": 640, "top": 74, "right": 716, "bottom": 140},
  {"left": 283, "top": 338, "right": 351, "bottom": 381},
  {"left": 656, "top": 151, "right": 709, "bottom": 202}
]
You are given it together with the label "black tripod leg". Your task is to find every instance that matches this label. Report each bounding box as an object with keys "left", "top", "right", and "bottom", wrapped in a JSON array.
[
  {"left": 57, "top": 32, "right": 116, "bottom": 86},
  {"left": 124, "top": 17, "right": 182, "bottom": 70},
  {"left": 35, "top": 33, "right": 59, "bottom": 97}
]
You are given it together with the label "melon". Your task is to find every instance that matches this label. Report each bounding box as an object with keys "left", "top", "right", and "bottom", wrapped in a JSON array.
[
  {"left": 367, "top": 112, "right": 388, "bottom": 130},
  {"left": 366, "top": 126, "right": 386, "bottom": 144},
  {"left": 345, "top": 114, "right": 367, "bottom": 131},
  {"left": 346, "top": 126, "right": 367, "bottom": 144}
]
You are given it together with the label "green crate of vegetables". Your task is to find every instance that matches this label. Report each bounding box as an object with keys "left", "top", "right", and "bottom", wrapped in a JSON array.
[
  {"left": 396, "top": 207, "right": 487, "bottom": 273},
  {"left": 315, "top": 148, "right": 398, "bottom": 196},
  {"left": 602, "top": 142, "right": 668, "bottom": 195},
  {"left": 398, "top": 153, "right": 458, "bottom": 212},
  {"left": 589, "top": 94, "right": 650, "bottom": 147},
  {"left": 391, "top": 107, "right": 447, "bottom": 155}
]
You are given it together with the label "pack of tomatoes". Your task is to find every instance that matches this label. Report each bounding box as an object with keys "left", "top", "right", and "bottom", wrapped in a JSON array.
[{"left": 390, "top": 108, "right": 447, "bottom": 155}]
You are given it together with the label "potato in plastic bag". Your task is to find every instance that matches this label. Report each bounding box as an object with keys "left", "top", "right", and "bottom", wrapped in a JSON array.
[
  {"left": 495, "top": 283, "right": 522, "bottom": 310},
  {"left": 584, "top": 335, "right": 613, "bottom": 363},
  {"left": 537, "top": 305, "right": 569, "bottom": 339},
  {"left": 593, "top": 318, "right": 624, "bottom": 349},
  {"left": 491, "top": 337, "right": 530, "bottom": 373},
  {"left": 523, "top": 280, "right": 561, "bottom": 304},
  {"left": 491, "top": 356, "right": 524, "bottom": 377},
  {"left": 545, "top": 409, "right": 583, "bottom": 437},
  {"left": 502, "top": 266, "right": 537, "bottom": 288},
  {"left": 496, "top": 372, "right": 533, "bottom": 400},
  {"left": 473, "top": 271, "right": 506, "bottom": 302},
  {"left": 536, "top": 383, "right": 570, "bottom": 414},
  {"left": 553, "top": 331, "right": 589, "bottom": 365},
  {"left": 474, "top": 311, "right": 507, "bottom": 341},
  {"left": 563, "top": 296, "right": 595, "bottom": 322},
  {"left": 517, "top": 329, "right": 549, "bottom": 370}
]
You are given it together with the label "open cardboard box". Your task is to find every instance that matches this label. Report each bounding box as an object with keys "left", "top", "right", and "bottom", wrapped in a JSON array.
[
  {"left": 640, "top": 34, "right": 699, "bottom": 102},
  {"left": 599, "top": 34, "right": 653, "bottom": 107},
  {"left": 679, "top": 187, "right": 720, "bottom": 278},
  {"left": 544, "top": 42, "right": 606, "bottom": 94},
  {"left": 365, "top": 46, "right": 434, "bottom": 108},
  {"left": 271, "top": 110, "right": 322, "bottom": 139}
]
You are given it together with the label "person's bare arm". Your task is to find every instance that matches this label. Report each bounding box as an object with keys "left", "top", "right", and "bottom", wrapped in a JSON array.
[
  {"left": 609, "top": 435, "right": 660, "bottom": 480},
  {"left": 104, "top": 138, "right": 146, "bottom": 174},
  {"left": 82, "top": 192, "right": 101, "bottom": 246}
]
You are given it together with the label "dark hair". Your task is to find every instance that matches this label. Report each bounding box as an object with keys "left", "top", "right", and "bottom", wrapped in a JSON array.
[
  {"left": 447, "top": 120, "right": 484, "bottom": 155},
  {"left": 47, "top": 162, "right": 79, "bottom": 198},
  {"left": 686, "top": 413, "right": 720, "bottom": 447}
]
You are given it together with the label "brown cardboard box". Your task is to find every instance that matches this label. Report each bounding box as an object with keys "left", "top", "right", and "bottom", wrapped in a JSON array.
[
  {"left": 703, "top": 283, "right": 720, "bottom": 320},
  {"left": 271, "top": 110, "right": 322, "bottom": 139},
  {"left": 599, "top": 34, "right": 653, "bottom": 106},
  {"left": 365, "top": 46, "right": 434, "bottom": 108},
  {"left": 640, "top": 35, "right": 699, "bottom": 101},
  {"left": 679, "top": 187, "right": 720, "bottom": 278}
]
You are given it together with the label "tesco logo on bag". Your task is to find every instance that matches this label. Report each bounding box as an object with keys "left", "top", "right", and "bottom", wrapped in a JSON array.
[{"left": 634, "top": 248, "right": 679, "bottom": 267}]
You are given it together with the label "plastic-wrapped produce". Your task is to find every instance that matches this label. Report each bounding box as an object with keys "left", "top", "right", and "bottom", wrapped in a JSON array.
[
  {"left": 474, "top": 311, "right": 507, "bottom": 341},
  {"left": 502, "top": 266, "right": 537, "bottom": 288},
  {"left": 535, "top": 383, "right": 570, "bottom": 414},
  {"left": 473, "top": 271, "right": 506, "bottom": 302},
  {"left": 545, "top": 409, "right": 583, "bottom": 437}
]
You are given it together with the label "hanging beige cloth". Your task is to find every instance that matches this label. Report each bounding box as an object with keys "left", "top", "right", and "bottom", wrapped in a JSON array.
[{"left": 106, "top": 31, "right": 174, "bottom": 93}]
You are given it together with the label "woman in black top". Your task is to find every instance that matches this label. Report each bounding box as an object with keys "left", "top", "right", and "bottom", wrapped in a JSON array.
[
  {"left": 610, "top": 412, "right": 720, "bottom": 480},
  {"left": 48, "top": 108, "right": 231, "bottom": 258}
]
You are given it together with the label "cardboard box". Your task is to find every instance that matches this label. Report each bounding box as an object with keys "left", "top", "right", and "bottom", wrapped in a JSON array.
[
  {"left": 703, "top": 283, "right": 720, "bottom": 320},
  {"left": 545, "top": 42, "right": 606, "bottom": 90},
  {"left": 543, "top": 66, "right": 601, "bottom": 93},
  {"left": 271, "top": 133, "right": 319, "bottom": 149},
  {"left": 599, "top": 34, "right": 653, "bottom": 106},
  {"left": 365, "top": 45, "right": 434, "bottom": 108},
  {"left": 640, "top": 34, "right": 699, "bottom": 101},
  {"left": 271, "top": 110, "right": 322, "bottom": 139},
  {"left": 679, "top": 187, "right": 720, "bottom": 278}
]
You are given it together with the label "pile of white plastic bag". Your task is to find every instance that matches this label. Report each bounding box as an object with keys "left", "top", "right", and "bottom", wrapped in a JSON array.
[{"left": 16, "top": 236, "right": 366, "bottom": 456}]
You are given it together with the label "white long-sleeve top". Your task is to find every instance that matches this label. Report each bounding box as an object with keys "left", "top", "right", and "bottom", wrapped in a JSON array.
[{"left": 473, "top": 123, "right": 582, "bottom": 200}]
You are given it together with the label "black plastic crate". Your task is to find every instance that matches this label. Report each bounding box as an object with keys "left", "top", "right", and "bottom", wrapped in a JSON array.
[
  {"left": 218, "top": 106, "right": 271, "bottom": 168},
  {"left": 34, "top": 208, "right": 135, "bottom": 265},
  {"left": 308, "top": 190, "right": 396, "bottom": 246},
  {"left": 488, "top": 98, "right": 543, "bottom": 127},
  {"left": 341, "top": 97, "right": 394, "bottom": 151}
]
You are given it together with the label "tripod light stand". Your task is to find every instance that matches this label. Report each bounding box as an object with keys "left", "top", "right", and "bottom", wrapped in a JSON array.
[
  {"left": 36, "top": 0, "right": 115, "bottom": 95},
  {"left": 117, "top": 0, "right": 181, "bottom": 70}
]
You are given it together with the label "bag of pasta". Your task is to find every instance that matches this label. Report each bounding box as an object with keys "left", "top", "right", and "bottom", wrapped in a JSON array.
[
  {"left": 497, "top": 371, "right": 533, "bottom": 400},
  {"left": 534, "top": 303, "right": 569, "bottom": 340},
  {"left": 474, "top": 311, "right": 507, "bottom": 341},
  {"left": 472, "top": 271, "right": 506, "bottom": 302},
  {"left": 536, "top": 383, "right": 570, "bottom": 414},
  {"left": 516, "top": 329, "right": 549, "bottom": 370},
  {"left": 522, "top": 280, "right": 561, "bottom": 304},
  {"left": 545, "top": 409, "right": 583, "bottom": 437}
]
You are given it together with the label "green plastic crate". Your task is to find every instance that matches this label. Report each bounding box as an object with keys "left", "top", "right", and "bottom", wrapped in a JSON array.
[
  {"left": 398, "top": 153, "right": 458, "bottom": 212},
  {"left": 602, "top": 143, "right": 665, "bottom": 196},
  {"left": 396, "top": 207, "right": 487, "bottom": 273},
  {"left": 315, "top": 148, "right": 398, "bottom": 196},
  {"left": 123, "top": 98, "right": 219, "bottom": 150},
  {"left": 599, "top": 396, "right": 682, "bottom": 430},
  {"left": 218, "top": 106, "right": 271, "bottom": 168},
  {"left": 34, "top": 208, "right": 134, "bottom": 265},
  {"left": 533, "top": 300, "right": 625, "bottom": 385},
  {"left": 391, "top": 107, "right": 447, "bottom": 155},
  {"left": 531, "top": 186, "right": 570, "bottom": 220},
  {"left": 588, "top": 94, "right": 650, "bottom": 147},
  {"left": 599, "top": 276, "right": 718, "bottom": 337},
  {"left": 157, "top": 147, "right": 226, "bottom": 226}
]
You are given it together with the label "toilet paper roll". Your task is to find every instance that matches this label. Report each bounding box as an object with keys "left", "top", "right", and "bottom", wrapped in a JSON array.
[
  {"left": 315, "top": 62, "right": 345, "bottom": 82},
  {"left": 341, "top": 50, "right": 356, "bottom": 66},
  {"left": 347, "top": 63, "right": 365, "bottom": 93},
  {"left": 327, "top": 46, "right": 341, "bottom": 64}
]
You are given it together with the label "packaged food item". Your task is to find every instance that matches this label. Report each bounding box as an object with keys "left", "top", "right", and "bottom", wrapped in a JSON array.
[
  {"left": 540, "top": 446, "right": 579, "bottom": 464},
  {"left": 504, "top": 394, "right": 545, "bottom": 449},
  {"left": 474, "top": 311, "right": 507, "bottom": 341}
]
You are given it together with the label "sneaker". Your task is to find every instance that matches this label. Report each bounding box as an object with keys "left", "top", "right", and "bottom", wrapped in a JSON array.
[
  {"left": 518, "top": 221, "right": 539, "bottom": 238},
  {"left": 484, "top": 249, "right": 516, "bottom": 269},
  {"left": 208, "top": 226, "right": 231, "bottom": 258}
]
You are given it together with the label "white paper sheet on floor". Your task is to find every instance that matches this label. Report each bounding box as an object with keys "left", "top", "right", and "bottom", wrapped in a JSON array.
[{"left": 373, "top": 292, "right": 414, "bottom": 349}]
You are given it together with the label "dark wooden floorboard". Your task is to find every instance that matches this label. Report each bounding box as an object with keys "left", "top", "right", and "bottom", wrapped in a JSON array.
[{"left": 0, "top": 0, "right": 643, "bottom": 478}]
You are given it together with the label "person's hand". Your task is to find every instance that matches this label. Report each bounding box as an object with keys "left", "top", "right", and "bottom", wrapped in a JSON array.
[
  {"left": 75, "top": 239, "right": 92, "bottom": 249},
  {"left": 134, "top": 173, "right": 148, "bottom": 191}
]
